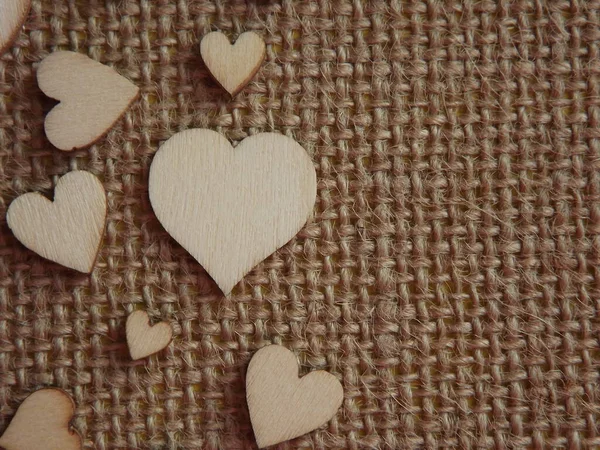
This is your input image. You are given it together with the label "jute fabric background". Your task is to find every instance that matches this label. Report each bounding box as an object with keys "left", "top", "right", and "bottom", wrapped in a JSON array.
[{"left": 1, "top": 0, "right": 599, "bottom": 448}]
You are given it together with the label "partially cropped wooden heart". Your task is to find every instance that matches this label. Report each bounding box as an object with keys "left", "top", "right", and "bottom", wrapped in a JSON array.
[
  {"left": 200, "top": 31, "right": 266, "bottom": 96},
  {"left": 126, "top": 310, "right": 173, "bottom": 360},
  {"left": 37, "top": 51, "right": 139, "bottom": 151},
  {"left": 0, "top": 0, "right": 31, "bottom": 55},
  {"left": 0, "top": 389, "right": 81, "bottom": 450},
  {"left": 246, "top": 345, "right": 344, "bottom": 448},
  {"left": 149, "top": 129, "right": 316, "bottom": 295},
  {"left": 6, "top": 171, "right": 107, "bottom": 272}
]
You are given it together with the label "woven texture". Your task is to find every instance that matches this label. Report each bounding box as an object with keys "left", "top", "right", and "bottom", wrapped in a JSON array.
[{"left": 1, "top": 0, "right": 600, "bottom": 448}]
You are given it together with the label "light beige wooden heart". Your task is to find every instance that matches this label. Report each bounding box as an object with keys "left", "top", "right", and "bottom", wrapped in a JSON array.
[
  {"left": 246, "top": 345, "right": 344, "bottom": 448},
  {"left": 148, "top": 129, "right": 316, "bottom": 296},
  {"left": 200, "top": 31, "right": 266, "bottom": 96},
  {"left": 0, "top": 0, "right": 31, "bottom": 55},
  {"left": 6, "top": 170, "right": 106, "bottom": 273},
  {"left": 126, "top": 310, "right": 173, "bottom": 360},
  {"left": 37, "top": 51, "right": 139, "bottom": 151},
  {"left": 0, "top": 388, "right": 81, "bottom": 450}
]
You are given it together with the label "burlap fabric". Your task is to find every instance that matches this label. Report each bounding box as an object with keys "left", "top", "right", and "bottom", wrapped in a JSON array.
[{"left": 1, "top": 0, "right": 599, "bottom": 448}]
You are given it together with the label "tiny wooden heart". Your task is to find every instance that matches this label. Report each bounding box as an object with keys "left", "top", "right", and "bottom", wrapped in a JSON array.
[
  {"left": 6, "top": 170, "right": 107, "bottom": 273},
  {"left": 200, "top": 31, "right": 266, "bottom": 96},
  {"left": 148, "top": 129, "right": 316, "bottom": 295},
  {"left": 246, "top": 345, "right": 344, "bottom": 448},
  {"left": 0, "top": 388, "right": 81, "bottom": 450},
  {"left": 0, "top": 0, "right": 31, "bottom": 55},
  {"left": 37, "top": 51, "right": 139, "bottom": 151},
  {"left": 126, "top": 310, "right": 173, "bottom": 360}
]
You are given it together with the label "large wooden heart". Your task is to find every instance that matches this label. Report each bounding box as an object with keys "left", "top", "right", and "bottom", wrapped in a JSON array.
[{"left": 149, "top": 129, "right": 316, "bottom": 295}]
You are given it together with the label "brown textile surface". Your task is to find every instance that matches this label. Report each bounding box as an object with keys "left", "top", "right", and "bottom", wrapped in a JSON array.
[{"left": 1, "top": 0, "right": 600, "bottom": 448}]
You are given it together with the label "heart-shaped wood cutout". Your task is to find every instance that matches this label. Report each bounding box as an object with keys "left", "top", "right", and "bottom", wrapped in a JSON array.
[
  {"left": 126, "top": 311, "right": 173, "bottom": 360},
  {"left": 148, "top": 129, "right": 316, "bottom": 295},
  {"left": 6, "top": 171, "right": 107, "bottom": 273},
  {"left": 200, "top": 31, "right": 266, "bottom": 96},
  {"left": 37, "top": 51, "right": 139, "bottom": 151},
  {"left": 0, "top": 389, "right": 81, "bottom": 450},
  {"left": 0, "top": 0, "right": 31, "bottom": 55},
  {"left": 246, "top": 345, "right": 344, "bottom": 448}
]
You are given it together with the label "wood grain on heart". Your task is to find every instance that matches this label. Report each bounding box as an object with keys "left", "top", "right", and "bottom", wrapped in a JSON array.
[
  {"left": 246, "top": 345, "right": 344, "bottom": 448},
  {"left": 148, "top": 129, "right": 316, "bottom": 295},
  {"left": 126, "top": 310, "right": 173, "bottom": 360},
  {"left": 200, "top": 31, "right": 266, "bottom": 96},
  {"left": 0, "top": 388, "right": 81, "bottom": 450},
  {"left": 6, "top": 170, "right": 107, "bottom": 273},
  {"left": 37, "top": 51, "right": 139, "bottom": 151},
  {"left": 0, "top": 0, "right": 31, "bottom": 55}
]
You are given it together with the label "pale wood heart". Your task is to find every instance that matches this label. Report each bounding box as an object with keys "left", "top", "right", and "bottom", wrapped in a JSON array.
[
  {"left": 6, "top": 170, "right": 107, "bottom": 273},
  {"left": 0, "top": 389, "right": 81, "bottom": 450},
  {"left": 246, "top": 345, "right": 344, "bottom": 448},
  {"left": 148, "top": 129, "right": 316, "bottom": 295},
  {"left": 0, "top": 0, "right": 31, "bottom": 55},
  {"left": 126, "top": 310, "right": 173, "bottom": 360},
  {"left": 200, "top": 31, "right": 266, "bottom": 96},
  {"left": 37, "top": 51, "right": 139, "bottom": 151}
]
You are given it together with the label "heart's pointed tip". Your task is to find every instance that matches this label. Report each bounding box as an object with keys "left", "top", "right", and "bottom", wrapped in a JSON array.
[
  {"left": 130, "top": 347, "right": 164, "bottom": 360},
  {"left": 129, "top": 352, "right": 145, "bottom": 361},
  {"left": 215, "top": 280, "right": 235, "bottom": 298},
  {"left": 253, "top": 430, "right": 277, "bottom": 449},
  {"left": 128, "top": 345, "right": 151, "bottom": 361},
  {"left": 72, "top": 261, "right": 94, "bottom": 274},
  {"left": 255, "top": 432, "right": 290, "bottom": 449},
  {"left": 219, "top": 289, "right": 234, "bottom": 301},
  {"left": 255, "top": 438, "right": 268, "bottom": 449}
]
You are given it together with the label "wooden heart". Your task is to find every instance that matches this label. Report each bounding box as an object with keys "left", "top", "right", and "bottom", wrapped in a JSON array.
[
  {"left": 37, "top": 51, "right": 139, "bottom": 151},
  {"left": 246, "top": 345, "right": 344, "bottom": 448},
  {"left": 0, "top": 389, "right": 81, "bottom": 450},
  {"left": 6, "top": 171, "right": 107, "bottom": 273},
  {"left": 126, "top": 310, "right": 173, "bottom": 360},
  {"left": 148, "top": 129, "right": 316, "bottom": 295},
  {"left": 200, "top": 31, "right": 266, "bottom": 96},
  {"left": 0, "top": 0, "right": 31, "bottom": 55}
]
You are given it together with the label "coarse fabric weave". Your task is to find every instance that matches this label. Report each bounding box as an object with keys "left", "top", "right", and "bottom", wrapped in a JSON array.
[{"left": 1, "top": 0, "right": 600, "bottom": 448}]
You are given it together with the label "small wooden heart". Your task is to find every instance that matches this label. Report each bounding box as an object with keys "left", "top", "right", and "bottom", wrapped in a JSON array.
[
  {"left": 200, "top": 31, "right": 266, "bottom": 96},
  {"left": 37, "top": 51, "right": 139, "bottom": 151},
  {"left": 6, "top": 170, "right": 107, "bottom": 273},
  {"left": 148, "top": 129, "right": 317, "bottom": 296},
  {"left": 0, "top": 389, "right": 81, "bottom": 450},
  {"left": 126, "top": 310, "right": 173, "bottom": 360},
  {"left": 246, "top": 345, "right": 344, "bottom": 448},
  {"left": 0, "top": 0, "right": 31, "bottom": 55}
]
